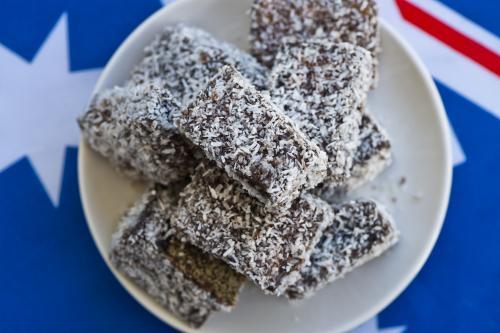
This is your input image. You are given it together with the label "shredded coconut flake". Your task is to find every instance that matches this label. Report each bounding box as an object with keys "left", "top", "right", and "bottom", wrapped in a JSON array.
[
  {"left": 286, "top": 199, "right": 398, "bottom": 299},
  {"left": 171, "top": 163, "right": 333, "bottom": 296},
  {"left": 129, "top": 23, "right": 268, "bottom": 107},
  {"left": 249, "top": 0, "right": 380, "bottom": 84},
  {"left": 314, "top": 109, "right": 392, "bottom": 202},
  {"left": 78, "top": 80, "right": 199, "bottom": 184},
  {"left": 110, "top": 184, "right": 246, "bottom": 327},
  {"left": 269, "top": 39, "right": 373, "bottom": 184},
  {"left": 177, "top": 65, "right": 328, "bottom": 207}
]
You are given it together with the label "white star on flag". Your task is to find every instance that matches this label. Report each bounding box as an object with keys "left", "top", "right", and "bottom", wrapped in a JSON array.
[
  {"left": 351, "top": 316, "right": 406, "bottom": 333},
  {"left": 0, "top": 15, "right": 101, "bottom": 206}
]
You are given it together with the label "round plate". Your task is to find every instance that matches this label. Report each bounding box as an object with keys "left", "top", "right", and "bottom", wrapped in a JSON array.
[{"left": 78, "top": 0, "right": 452, "bottom": 332}]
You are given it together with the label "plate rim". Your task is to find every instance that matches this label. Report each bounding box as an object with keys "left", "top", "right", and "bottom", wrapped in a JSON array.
[{"left": 78, "top": 2, "right": 453, "bottom": 332}]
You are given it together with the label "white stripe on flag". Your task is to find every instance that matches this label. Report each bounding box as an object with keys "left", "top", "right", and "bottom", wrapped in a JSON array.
[
  {"left": 411, "top": 0, "right": 500, "bottom": 54},
  {"left": 380, "top": 2, "right": 500, "bottom": 119}
]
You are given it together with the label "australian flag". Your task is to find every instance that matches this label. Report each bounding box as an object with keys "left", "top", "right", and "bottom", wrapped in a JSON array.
[{"left": 0, "top": 0, "right": 498, "bottom": 332}]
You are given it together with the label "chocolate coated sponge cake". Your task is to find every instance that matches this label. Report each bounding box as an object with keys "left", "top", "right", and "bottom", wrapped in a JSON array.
[
  {"left": 110, "top": 184, "right": 246, "bottom": 328},
  {"left": 78, "top": 80, "right": 199, "bottom": 185},
  {"left": 269, "top": 39, "right": 373, "bottom": 185},
  {"left": 171, "top": 163, "right": 333, "bottom": 296},
  {"left": 250, "top": 0, "right": 380, "bottom": 82},
  {"left": 130, "top": 23, "right": 268, "bottom": 106},
  {"left": 286, "top": 200, "right": 398, "bottom": 299},
  {"left": 314, "top": 109, "right": 392, "bottom": 202},
  {"left": 177, "top": 65, "right": 328, "bottom": 207}
]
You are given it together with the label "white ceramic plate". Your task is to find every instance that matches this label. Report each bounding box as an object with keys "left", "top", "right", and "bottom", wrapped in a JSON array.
[{"left": 78, "top": 0, "right": 452, "bottom": 332}]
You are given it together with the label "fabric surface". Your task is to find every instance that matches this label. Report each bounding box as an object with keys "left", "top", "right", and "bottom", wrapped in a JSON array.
[{"left": 0, "top": 0, "right": 498, "bottom": 332}]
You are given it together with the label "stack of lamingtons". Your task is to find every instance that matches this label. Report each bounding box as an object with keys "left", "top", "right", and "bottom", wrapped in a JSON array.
[{"left": 78, "top": 0, "right": 399, "bottom": 328}]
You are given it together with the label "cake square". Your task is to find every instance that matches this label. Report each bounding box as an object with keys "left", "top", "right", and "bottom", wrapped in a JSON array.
[
  {"left": 78, "top": 80, "right": 199, "bottom": 185},
  {"left": 349, "top": 111, "right": 392, "bottom": 188},
  {"left": 177, "top": 65, "right": 328, "bottom": 207},
  {"left": 269, "top": 40, "right": 373, "bottom": 185},
  {"left": 314, "top": 110, "right": 392, "bottom": 202},
  {"left": 110, "top": 184, "right": 246, "bottom": 328},
  {"left": 250, "top": 0, "right": 379, "bottom": 76},
  {"left": 130, "top": 23, "right": 268, "bottom": 106},
  {"left": 286, "top": 200, "right": 398, "bottom": 299},
  {"left": 171, "top": 163, "right": 333, "bottom": 296}
]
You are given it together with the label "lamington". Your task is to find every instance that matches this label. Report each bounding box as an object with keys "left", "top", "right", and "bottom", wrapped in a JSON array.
[
  {"left": 110, "top": 184, "right": 246, "bottom": 328},
  {"left": 286, "top": 200, "right": 398, "bottom": 299},
  {"left": 129, "top": 23, "right": 268, "bottom": 106},
  {"left": 176, "top": 65, "right": 328, "bottom": 207},
  {"left": 78, "top": 80, "right": 199, "bottom": 184},
  {"left": 250, "top": 0, "right": 380, "bottom": 82},
  {"left": 269, "top": 40, "right": 373, "bottom": 185},
  {"left": 171, "top": 163, "right": 333, "bottom": 296},
  {"left": 349, "top": 112, "right": 392, "bottom": 187},
  {"left": 315, "top": 110, "right": 392, "bottom": 202}
]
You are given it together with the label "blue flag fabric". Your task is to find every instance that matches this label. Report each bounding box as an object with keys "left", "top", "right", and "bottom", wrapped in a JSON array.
[{"left": 0, "top": 1, "right": 498, "bottom": 332}]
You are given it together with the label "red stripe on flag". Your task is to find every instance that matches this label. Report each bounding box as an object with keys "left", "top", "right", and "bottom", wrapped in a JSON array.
[{"left": 396, "top": 0, "right": 500, "bottom": 76}]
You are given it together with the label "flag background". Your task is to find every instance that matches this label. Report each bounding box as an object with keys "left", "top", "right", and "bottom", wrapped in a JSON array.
[{"left": 0, "top": 1, "right": 498, "bottom": 332}]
